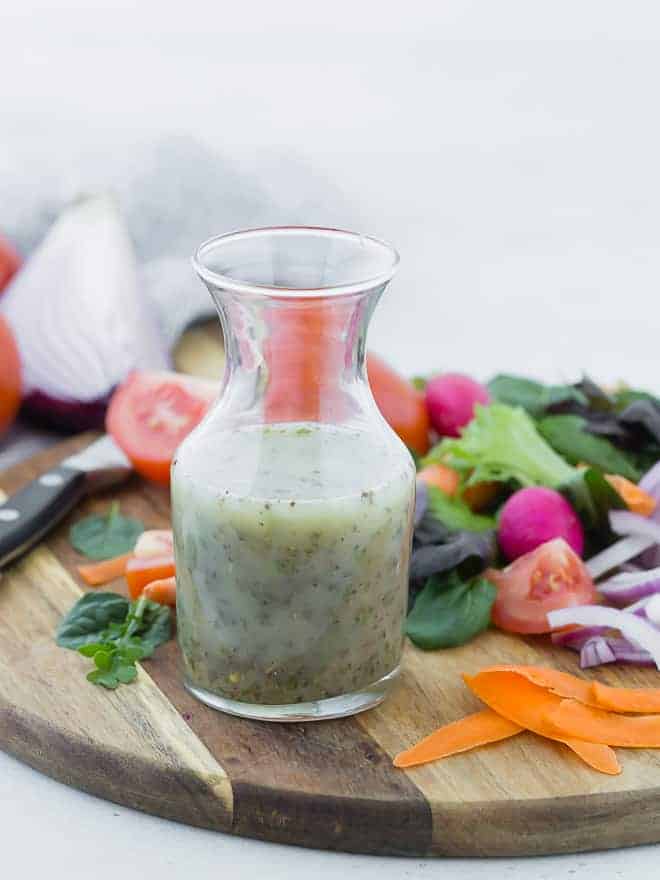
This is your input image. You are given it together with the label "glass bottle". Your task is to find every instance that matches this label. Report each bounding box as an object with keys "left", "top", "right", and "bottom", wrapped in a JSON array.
[{"left": 172, "top": 227, "right": 415, "bottom": 721}]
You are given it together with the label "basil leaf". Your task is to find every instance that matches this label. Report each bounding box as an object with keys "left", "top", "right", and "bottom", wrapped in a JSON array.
[
  {"left": 407, "top": 572, "right": 496, "bottom": 650},
  {"left": 115, "top": 665, "right": 138, "bottom": 684},
  {"left": 127, "top": 597, "right": 171, "bottom": 653},
  {"left": 56, "top": 592, "right": 130, "bottom": 649},
  {"left": 426, "top": 486, "right": 495, "bottom": 533},
  {"left": 488, "top": 374, "right": 587, "bottom": 417},
  {"left": 537, "top": 415, "right": 641, "bottom": 481},
  {"left": 69, "top": 502, "right": 144, "bottom": 561},
  {"left": 87, "top": 669, "right": 120, "bottom": 689}
]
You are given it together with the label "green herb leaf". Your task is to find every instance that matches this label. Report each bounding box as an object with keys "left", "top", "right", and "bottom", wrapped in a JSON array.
[
  {"left": 426, "top": 486, "right": 495, "bottom": 533},
  {"left": 488, "top": 374, "right": 588, "bottom": 417},
  {"left": 537, "top": 415, "right": 641, "bottom": 480},
  {"left": 69, "top": 502, "right": 144, "bottom": 561},
  {"left": 115, "top": 665, "right": 138, "bottom": 684},
  {"left": 56, "top": 592, "right": 130, "bottom": 649},
  {"left": 425, "top": 404, "right": 576, "bottom": 489},
  {"left": 406, "top": 571, "right": 496, "bottom": 650},
  {"left": 560, "top": 466, "right": 625, "bottom": 533}
]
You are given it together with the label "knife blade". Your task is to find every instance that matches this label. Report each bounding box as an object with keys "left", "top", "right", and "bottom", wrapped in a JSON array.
[{"left": 0, "top": 435, "right": 132, "bottom": 569}]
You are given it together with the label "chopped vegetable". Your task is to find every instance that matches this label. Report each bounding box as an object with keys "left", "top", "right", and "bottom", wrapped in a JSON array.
[
  {"left": 410, "top": 526, "right": 496, "bottom": 582},
  {"left": 605, "top": 474, "right": 656, "bottom": 516},
  {"left": 406, "top": 571, "right": 496, "bottom": 649},
  {"left": 559, "top": 466, "right": 625, "bottom": 534},
  {"left": 417, "top": 463, "right": 460, "bottom": 495},
  {"left": 0, "top": 315, "right": 21, "bottom": 438},
  {"left": 424, "top": 373, "right": 490, "bottom": 438},
  {"left": 56, "top": 592, "right": 171, "bottom": 689},
  {"left": 393, "top": 709, "right": 522, "bottom": 768},
  {"left": 0, "top": 196, "right": 168, "bottom": 432},
  {"left": 143, "top": 576, "right": 177, "bottom": 606},
  {"left": 463, "top": 669, "right": 621, "bottom": 774},
  {"left": 598, "top": 566, "right": 660, "bottom": 606},
  {"left": 368, "top": 353, "right": 430, "bottom": 455},
  {"left": 591, "top": 679, "right": 660, "bottom": 713},
  {"left": 133, "top": 529, "right": 174, "bottom": 559},
  {"left": 487, "top": 539, "right": 596, "bottom": 634},
  {"left": 497, "top": 486, "right": 584, "bottom": 561},
  {"left": 125, "top": 554, "right": 176, "bottom": 600},
  {"left": 487, "top": 374, "right": 588, "bottom": 417},
  {"left": 106, "top": 370, "right": 217, "bottom": 485},
  {"left": 580, "top": 637, "right": 617, "bottom": 668},
  {"left": 426, "top": 404, "right": 576, "bottom": 489},
  {"left": 425, "top": 485, "right": 495, "bottom": 533},
  {"left": 547, "top": 605, "right": 660, "bottom": 669},
  {"left": 585, "top": 534, "right": 656, "bottom": 579},
  {"left": 69, "top": 502, "right": 144, "bottom": 561},
  {"left": 609, "top": 510, "right": 660, "bottom": 544},
  {"left": 77, "top": 552, "right": 132, "bottom": 586},
  {"left": 546, "top": 700, "right": 660, "bottom": 748},
  {"left": 537, "top": 415, "right": 641, "bottom": 481}
]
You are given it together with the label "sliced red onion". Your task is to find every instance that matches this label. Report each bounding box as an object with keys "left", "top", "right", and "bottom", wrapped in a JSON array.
[
  {"left": 598, "top": 565, "right": 660, "bottom": 605},
  {"left": 646, "top": 594, "right": 660, "bottom": 625},
  {"left": 551, "top": 625, "right": 608, "bottom": 651},
  {"left": 580, "top": 637, "right": 616, "bottom": 668},
  {"left": 581, "top": 635, "right": 654, "bottom": 668},
  {"left": 609, "top": 510, "right": 660, "bottom": 543},
  {"left": 586, "top": 535, "right": 656, "bottom": 579},
  {"left": 640, "top": 461, "right": 660, "bottom": 497},
  {"left": 547, "top": 605, "right": 660, "bottom": 669}
]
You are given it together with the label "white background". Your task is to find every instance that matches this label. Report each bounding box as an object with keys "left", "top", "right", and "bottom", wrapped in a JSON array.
[{"left": 3, "top": 1, "right": 660, "bottom": 877}]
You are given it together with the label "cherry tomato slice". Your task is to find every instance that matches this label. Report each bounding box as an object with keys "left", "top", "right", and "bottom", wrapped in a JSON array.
[
  {"left": 367, "top": 353, "right": 430, "bottom": 455},
  {"left": 486, "top": 538, "right": 596, "bottom": 634},
  {"left": 0, "top": 316, "right": 21, "bottom": 438},
  {"left": 125, "top": 554, "right": 176, "bottom": 600},
  {"left": 106, "top": 370, "right": 217, "bottom": 485}
]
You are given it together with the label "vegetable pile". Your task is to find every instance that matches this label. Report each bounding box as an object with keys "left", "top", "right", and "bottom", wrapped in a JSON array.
[
  {"left": 394, "top": 664, "right": 660, "bottom": 774},
  {"left": 407, "top": 371, "right": 660, "bottom": 669}
]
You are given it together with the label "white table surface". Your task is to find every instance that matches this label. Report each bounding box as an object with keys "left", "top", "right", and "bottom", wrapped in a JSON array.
[{"left": 4, "top": 1, "right": 660, "bottom": 876}]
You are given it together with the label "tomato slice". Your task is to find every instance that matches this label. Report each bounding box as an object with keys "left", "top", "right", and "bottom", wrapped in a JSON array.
[
  {"left": 0, "top": 316, "right": 21, "bottom": 438},
  {"left": 486, "top": 538, "right": 596, "bottom": 634},
  {"left": 0, "top": 231, "right": 21, "bottom": 294},
  {"left": 133, "top": 529, "right": 174, "bottom": 558},
  {"left": 125, "top": 554, "right": 176, "bottom": 599},
  {"left": 106, "top": 371, "right": 218, "bottom": 485},
  {"left": 367, "top": 353, "right": 430, "bottom": 455}
]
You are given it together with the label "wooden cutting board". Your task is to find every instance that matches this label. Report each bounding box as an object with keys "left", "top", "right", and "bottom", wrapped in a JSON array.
[{"left": 3, "top": 436, "right": 660, "bottom": 858}]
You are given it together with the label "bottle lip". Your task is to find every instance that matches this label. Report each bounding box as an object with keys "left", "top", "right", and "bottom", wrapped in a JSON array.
[{"left": 192, "top": 225, "right": 400, "bottom": 298}]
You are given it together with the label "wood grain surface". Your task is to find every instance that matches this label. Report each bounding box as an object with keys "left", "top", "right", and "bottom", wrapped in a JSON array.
[{"left": 3, "top": 437, "right": 660, "bottom": 857}]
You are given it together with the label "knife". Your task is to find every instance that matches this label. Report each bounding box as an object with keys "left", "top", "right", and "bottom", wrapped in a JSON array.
[{"left": 0, "top": 435, "right": 132, "bottom": 569}]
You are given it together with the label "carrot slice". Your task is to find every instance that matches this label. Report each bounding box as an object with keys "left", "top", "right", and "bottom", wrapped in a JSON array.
[
  {"left": 77, "top": 552, "right": 132, "bottom": 586},
  {"left": 480, "top": 664, "right": 660, "bottom": 715},
  {"left": 464, "top": 670, "right": 621, "bottom": 774},
  {"left": 560, "top": 738, "right": 622, "bottom": 775},
  {"left": 393, "top": 709, "right": 522, "bottom": 768},
  {"left": 589, "top": 680, "right": 660, "bottom": 714},
  {"left": 143, "top": 576, "right": 177, "bottom": 607},
  {"left": 605, "top": 474, "right": 656, "bottom": 516},
  {"left": 546, "top": 699, "right": 660, "bottom": 747}
]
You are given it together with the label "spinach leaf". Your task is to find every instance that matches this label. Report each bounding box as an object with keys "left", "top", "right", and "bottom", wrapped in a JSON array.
[
  {"left": 406, "top": 571, "right": 496, "bottom": 650},
  {"left": 56, "top": 592, "right": 130, "bottom": 649},
  {"left": 619, "top": 399, "right": 660, "bottom": 444},
  {"left": 537, "top": 415, "right": 640, "bottom": 480},
  {"left": 488, "top": 374, "right": 587, "bottom": 417},
  {"left": 560, "top": 466, "right": 625, "bottom": 532},
  {"left": 69, "top": 502, "right": 144, "bottom": 561},
  {"left": 426, "top": 485, "right": 495, "bottom": 533}
]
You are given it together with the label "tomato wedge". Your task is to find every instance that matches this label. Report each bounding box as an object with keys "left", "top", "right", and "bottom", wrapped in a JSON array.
[
  {"left": 125, "top": 554, "right": 176, "bottom": 599},
  {"left": 486, "top": 538, "right": 596, "bottom": 634},
  {"left": 0, "top": 316, "right": 21, "bottom": 438},
  {"left": 106, "top": 371, "right": 218, "bottom": 485},
  {"left": 0, "top": 231, "right": 21, "bottom": 293},
  {"left": 367, "top": 353, "right": 430, "bottom": 455}
]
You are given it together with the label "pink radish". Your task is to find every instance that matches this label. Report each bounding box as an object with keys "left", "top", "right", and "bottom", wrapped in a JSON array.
[
  {"left": 425, "top": 373, "right": 490, "bottom": 437},
  {"left": 498, "top": 486, "right": 584, "bottom": 561}
]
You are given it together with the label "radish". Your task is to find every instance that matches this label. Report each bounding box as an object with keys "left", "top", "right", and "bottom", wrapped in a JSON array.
[
  {"left": 425, "top": 373, "right": 490, "bottom": 437},
  {"left": 498, "top": 486, "right": 584, "bottom": 561}
]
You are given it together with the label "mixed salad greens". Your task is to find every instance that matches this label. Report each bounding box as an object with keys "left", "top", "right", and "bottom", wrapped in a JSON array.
[{"left": 410, "top": 371, "right": 660, "bottom": 670}]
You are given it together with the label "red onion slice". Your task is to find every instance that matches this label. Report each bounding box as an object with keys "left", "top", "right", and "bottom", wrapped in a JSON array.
[
  {"left": 580, "top": 637, "right": 616, "bottom": 668},
  {"left": 547, "top": 605, "right": 660, "bottom": 669},
  {"left": 586, "top": 535, "right": 656, "bottom": 579},
  {"left": 598, "top": 566, "right": 660, "bottom": 605},
  {"left": 609, "top": 510, "right": 660, "bottom": 543},
  {"left": 551, "top": 625, "right": 608, "bottom": 651},
  {"left": 640, "top": 461, "right": 660, "bottom": 497}
]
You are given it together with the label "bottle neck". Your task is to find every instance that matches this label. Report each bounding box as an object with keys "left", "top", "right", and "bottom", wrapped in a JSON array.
[{"left": 211, "top": 287, "right": 383, "bottom": 426}]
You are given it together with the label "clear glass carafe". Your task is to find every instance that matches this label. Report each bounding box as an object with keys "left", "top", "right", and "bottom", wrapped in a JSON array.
[{"left": 172, "top": 227, "right": 415, "bottom": 721}]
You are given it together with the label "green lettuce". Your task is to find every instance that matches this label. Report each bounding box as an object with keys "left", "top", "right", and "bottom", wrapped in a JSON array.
[{"left": 425, "top": 403, "right": 576, "bottom": 488}]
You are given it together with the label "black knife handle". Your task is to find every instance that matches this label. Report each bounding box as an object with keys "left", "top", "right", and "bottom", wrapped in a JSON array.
[{"left": 0, "top": 466, "right": 87, "bottom": 569}]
